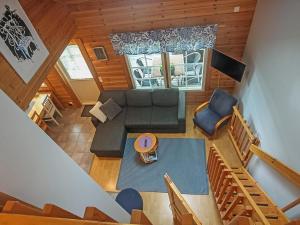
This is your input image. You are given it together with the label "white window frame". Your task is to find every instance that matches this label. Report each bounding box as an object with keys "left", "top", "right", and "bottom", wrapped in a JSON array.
[
  {"left": 126, "top": 50, "right": 207, "bottom": 91},
  {"left": 59, "top": 44, "right": 93, "bottom": 80},
  {"left": 125, "top": 54, "right": 167, "bottom": 89}
]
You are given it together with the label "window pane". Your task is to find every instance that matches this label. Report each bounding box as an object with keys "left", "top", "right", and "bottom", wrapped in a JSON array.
[
  {"left": 169, "top": 50, "right": 205, "bottom": 90},
  {"left": 60, "top": 45, "right": 92, "bottom": 80},
  {"left": 127, "top": 54, "right": 165, "bottom": 89}
]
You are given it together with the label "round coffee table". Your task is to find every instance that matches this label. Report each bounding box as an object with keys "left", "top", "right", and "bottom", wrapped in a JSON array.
[{"left": 134, "top": 133, "right": 158, "bottom": 164}]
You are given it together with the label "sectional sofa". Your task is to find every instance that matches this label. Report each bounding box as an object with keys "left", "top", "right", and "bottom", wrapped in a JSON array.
[{"left": 90, "top": 88, "right": 186, "bottom": 157}]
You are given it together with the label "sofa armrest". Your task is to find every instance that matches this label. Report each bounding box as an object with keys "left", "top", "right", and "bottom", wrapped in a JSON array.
[
  {"left": 91, "top": 116, "right": 100, "bottom": 128},
  {"left": 178, "top": 91, "right": 186, "bottom": 122}
]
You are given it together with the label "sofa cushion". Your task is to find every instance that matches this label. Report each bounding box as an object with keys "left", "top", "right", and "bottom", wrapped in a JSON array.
[
  {"left": 90, "top": 110, "right": 127, "bottom": 157},
  {"left": 208, "top": 89, "right": 237, "bottom": 117},
  {"left": 100, "top": 98, "right": 122, "bottom": 120},
  {"left": 125, "top": 107, "right": 152, "bottom": 128},
  {"left": 100, "top": 91, "right": 126, "bottom": 107},
  {"left": 126, "top": 90, "right": 152, "bottom": 107},
  {"left": 89, "top": 101, "right": 107, "bottom": 123},
  {"left": 151, "top": 106, "right": 178, "bottom": 129},
  {"left": 152, "top": 88, "right": 179, "bottom": 106},
  {"left": 193, "top": 108, "right": 221, "bottom": 135}
]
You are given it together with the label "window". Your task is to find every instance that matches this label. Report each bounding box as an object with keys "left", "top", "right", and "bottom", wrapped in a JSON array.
[
  {"left": 168, "top": 50, "right": 205, "bottom": 90},
  {"left": 59, "top": 44, "right": 93, "bottom": 80},
  {"left": 127, "top": 54, "right": 166, "bottom": 89},
  {"left": 126, "top": 49, "right": 206, "bottom": 90}
]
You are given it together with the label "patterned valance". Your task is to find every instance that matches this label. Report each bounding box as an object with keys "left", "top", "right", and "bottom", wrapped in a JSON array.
[{"left": 110, "top": 24, "right": 217, "bottom": 55}]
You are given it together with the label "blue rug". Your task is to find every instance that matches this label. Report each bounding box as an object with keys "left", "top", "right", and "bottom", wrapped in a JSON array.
[{"left": 117, "top": 138, "right": 208, "bottom": 195}]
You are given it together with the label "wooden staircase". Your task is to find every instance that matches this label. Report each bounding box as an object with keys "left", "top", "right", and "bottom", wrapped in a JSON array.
[
  {"left": 208, "top": 144, "right": 289, "bottom": 225},
  {"left": 0, "top": 196, "right": 153, "bottom": 225}
]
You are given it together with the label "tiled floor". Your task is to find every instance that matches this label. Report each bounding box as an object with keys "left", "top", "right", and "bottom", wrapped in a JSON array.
[{"left": 46, "top": 107, "right": 96, "bottom": 173}]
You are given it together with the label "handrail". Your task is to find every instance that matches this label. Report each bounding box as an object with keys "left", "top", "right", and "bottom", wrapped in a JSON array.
[
  {"left": 282, "top": 197, "right": 300, "bottom": 212},
  {"left": 249, "top": 144, "right": 300, "bottom": 187},
  {"left": 0, "top": 214, "right": 132, "bottom": 225},
  {"left": 228, "top": 106, "right": 260, "bottom": 166}
]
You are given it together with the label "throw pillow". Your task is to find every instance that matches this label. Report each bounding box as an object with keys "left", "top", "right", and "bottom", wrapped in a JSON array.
[
  {"left": 100, "top": 98, "right": 122, "bottom": 120},
  {"left": 89, "top": 101, "right": 107, "bottom": 123}
]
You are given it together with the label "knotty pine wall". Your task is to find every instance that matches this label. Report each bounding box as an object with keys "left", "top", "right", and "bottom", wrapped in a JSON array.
[
  {"left": 45, "top": 68, "right": 81, "bottom": 108},
  {"left": 67, "top": 0, "right": 257, "bottom": 104},
  {"left": 0, "top": 0, "right": 76, "bottom": 109}
]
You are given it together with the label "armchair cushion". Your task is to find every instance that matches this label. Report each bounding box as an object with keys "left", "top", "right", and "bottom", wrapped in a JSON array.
[
  {"left": 208, "top": 89, "right": 237, "bottom": 117},
  {"left": 193, "top": 108, "right": 221, "bottom": 135}
]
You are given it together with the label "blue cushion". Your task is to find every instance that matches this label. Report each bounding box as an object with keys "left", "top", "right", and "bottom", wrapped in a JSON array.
[
  {"left": 193, "top": 108, "right": 221, "bottom": 135},
  {"left": 116, "top": 188, "right": 143, "bottom": 214},
  {"left": 208, "top": 89, "right": 237, "bottom": 117}
]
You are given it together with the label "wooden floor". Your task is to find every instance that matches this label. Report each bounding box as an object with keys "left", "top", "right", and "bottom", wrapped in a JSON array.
[{"left": 89, "top": 104, "right": 242, "bottom": 225}]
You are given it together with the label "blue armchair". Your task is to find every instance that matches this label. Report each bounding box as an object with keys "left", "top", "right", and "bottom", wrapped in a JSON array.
[{"left": 193, "top": 89, "right": 237, "bottom": 138}]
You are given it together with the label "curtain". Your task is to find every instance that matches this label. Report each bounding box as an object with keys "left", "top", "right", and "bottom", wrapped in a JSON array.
[{"left": 110, "top": 24, "right": 217, "bottom": 55}]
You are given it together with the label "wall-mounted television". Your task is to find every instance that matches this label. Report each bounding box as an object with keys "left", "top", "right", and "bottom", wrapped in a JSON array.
[{"left": 211, "top": 49, "right": 246, "bottom": 82}]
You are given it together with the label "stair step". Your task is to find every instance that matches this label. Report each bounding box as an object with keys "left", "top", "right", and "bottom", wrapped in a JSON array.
[
  {"left": 84, "top": 207, "right": 116, "bottom": 222},
  {"left": 2, "top": 201, "right": 43, "bottom": 216},
  {"left": 43, "top": 204, "right": 81, "bottom": 219}
]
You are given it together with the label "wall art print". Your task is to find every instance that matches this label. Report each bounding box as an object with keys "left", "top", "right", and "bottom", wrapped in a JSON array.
[{"left": 0, "top": 0, "right": 49, "bottom": 83}]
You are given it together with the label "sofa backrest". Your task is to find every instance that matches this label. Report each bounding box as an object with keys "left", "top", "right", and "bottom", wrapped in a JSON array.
[
  {"left": 126, "top": 90, "right": 152, "bottom": 107},
  {"left": 99, "top": 88, "right": 180, "bottom": 108},
  {"left": 99, "top": 91, "right": 126, "bottom": 107},
  {"left": 208, "top": 88, "right": 237, "bottom": 117},
  {"left": 152, "top": 88, "right": 179, "bottom": 107}
]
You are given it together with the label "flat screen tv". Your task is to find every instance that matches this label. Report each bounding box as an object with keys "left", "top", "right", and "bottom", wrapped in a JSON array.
[{"left": 211, "top": 49, "right": 246, "bottom": 82}]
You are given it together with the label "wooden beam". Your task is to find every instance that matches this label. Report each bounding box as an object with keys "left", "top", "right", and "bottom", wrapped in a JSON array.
[
  {"left": 250, "top": 144, "right": 300, "bottom": 187},
  {"left": 73, "top": 39, "right": 104, "bottom": 91}
]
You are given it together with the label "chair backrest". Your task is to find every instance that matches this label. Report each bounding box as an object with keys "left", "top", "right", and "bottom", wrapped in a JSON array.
[
  {"left": 133, "top": 69, "right": 143, "bottom": 86},
  {"left": 208, "top": 89, "right": 237, "bottom": 117},
  {"left": 164, "top": 174, "right": 202, "bottom": 225},
  {"left": 43, "top": 95, "right": 54, "bottom": 115}
]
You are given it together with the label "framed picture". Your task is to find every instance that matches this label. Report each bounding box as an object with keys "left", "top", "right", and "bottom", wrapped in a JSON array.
[
  {"left": 0, "top": 0, "right": 49, "bottom": 83},
  {"left": 93, "top": 47, "right": 108, "bottom": 61}
]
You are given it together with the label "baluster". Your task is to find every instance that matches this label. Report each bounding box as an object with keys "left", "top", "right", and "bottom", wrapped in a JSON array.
[
  {"left": 217, "top": 175, "right": 232, "bottom": 204},
  {"left": 220, "top": 184, "right": 237, "bottom": 211}
]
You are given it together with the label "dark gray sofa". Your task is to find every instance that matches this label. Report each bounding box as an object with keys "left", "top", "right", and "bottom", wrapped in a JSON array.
[{"left": 90, "top": 88, "right": 186, "bottom": 157}]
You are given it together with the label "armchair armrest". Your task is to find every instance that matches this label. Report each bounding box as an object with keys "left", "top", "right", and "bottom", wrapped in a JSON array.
[
  {"left": 194, "top": 101, "right": 209, "bottom": 117},
  {"left": 215, "top": 115, "right": 232, "bottom": 130},
  {"left": 178, "top": 91, "right": 186, "bottom": 121}
]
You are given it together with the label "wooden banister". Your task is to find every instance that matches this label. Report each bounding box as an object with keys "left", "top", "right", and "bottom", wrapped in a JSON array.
[
  {"left": 84, "top": 207, "right": 116, "bottom": 222},
  {"left": 130, "top": 210, "right": 153, "bottom": 225},
  {"left": 0, "top": 213, "right": 132, "bottom": 225},
  {"left": 2, "top": 201, "right": 43, "bottom": 216},
  {"left": 43, "top": 204, "right": 81, "bottom": 219},
  {"left": 164, "top": 174, "right": 203, "bottom": 225},
  {"left": 228, "top": 106, "right": 259, "bottom": 166},
  {"left": 281, "top": 197, "right": 300, "bottom": 213},
  {"left": 249, "top": 144, "right": 300, "bottom": 187},
  {"left": 207, "top": 145, "right": 289, "bottom": 225}
]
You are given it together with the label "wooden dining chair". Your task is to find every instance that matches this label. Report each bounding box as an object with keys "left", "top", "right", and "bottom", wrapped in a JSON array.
[
  {"left": 42, "top": 95, "right": 62, "bottom": 126},
  {"left": 31, "top": 111, "right": 48, "bottom": 132}
]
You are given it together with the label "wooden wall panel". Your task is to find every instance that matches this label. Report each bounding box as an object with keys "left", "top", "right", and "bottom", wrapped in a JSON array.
[
  {"left": 0, "top": 0, "right": 76, "bottom": 109},
  {"left": 63, "top": 0, "right": 256, "bottom": 104},
  {"left": 45, "top": 68, "right": 81, "bottom": 108}
]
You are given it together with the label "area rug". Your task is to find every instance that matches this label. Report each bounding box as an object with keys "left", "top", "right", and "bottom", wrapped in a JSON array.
[
  {"left": 81, "top": 105, "right": 94, "bottom": 117},
  {"left": 117, "top": 138, "right": 208, "bottom": 195}
]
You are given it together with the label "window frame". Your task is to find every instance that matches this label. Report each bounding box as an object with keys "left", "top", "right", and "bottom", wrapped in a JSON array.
[
  {"left": 125, "top": 53, "right": 167, "bottom": 89},
  {"left": 125, "top": 50, "right": 208, "bottom": 91},
  {"left": 59, "top": 44, "right": 93, "bottom": 81}
]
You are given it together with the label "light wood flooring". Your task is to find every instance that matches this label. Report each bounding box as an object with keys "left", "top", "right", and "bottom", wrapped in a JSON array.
[{"left": 89, "top": 104, "right": 242, "bottom": 225}]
